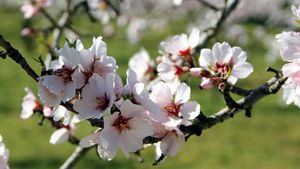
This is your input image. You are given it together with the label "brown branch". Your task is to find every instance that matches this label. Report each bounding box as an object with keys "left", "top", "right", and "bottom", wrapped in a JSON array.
[
  {"left": 197, "top": 0, "right": 220, "bottom": 11},
  {"left": 0, "top": 35, "right": 39, "bottom": 81},
  {"left": 195, "top": 0, "right": 240, "bottom": 53},
  {"left": 59, "top": 146, "right": 91, "bottom": 169}
]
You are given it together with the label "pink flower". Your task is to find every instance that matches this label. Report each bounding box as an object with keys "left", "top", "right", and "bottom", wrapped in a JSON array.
[
  {"left": 38, "top": 43, "right": 86, "bottom": 106},
  {"left": 21, "top": 87, "right": 51, "bottom": 119},
  {"left": 276, "top": 31, "right": 300, "bottom": 62},
  {"left": 0, "top": 134, "right": 9, "bottom": 169},
  {"left": 157, "top": 56, "right": 187, "bottom": 83},
  {"left": 281, "top": 59, "right": 300, "bottom": 107},
  {"left": 161, "top": 28, "right": 200, "bottom": 61},
  {"left": 150, "top": 81, "right": 200, "bottom": 128},
  {"left": 122, "top": 69, "right": 168, "bottom": 122},
  {"left": 129, "top": 48, "right": 155, "bottom": 84},
  {"left": 49, "top": 116, "right": 80, "bottom": 145},
  {"left": 80, "top": 100, "right": 153, "bottom": 160},
  {"left": 74, "top": 73, "right": 116, "bottom": 120},
  {"left": 190, "top": 42, "right": 253, "bottom": 89},
  {"left": 21, "top": 0, "right": 52, "bottom": 19}
]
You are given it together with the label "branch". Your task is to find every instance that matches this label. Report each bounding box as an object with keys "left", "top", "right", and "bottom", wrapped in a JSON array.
[
  {"left": 197, "top": 0, "right": 220, "bottom": 11},
  {"left": 195, "top": 0, "right": 240, "bottom": 52},
  {"left": 0, "top": 35, "right": 39, "bottom": 81},
  {"left": 60, "top": 146, "right": 91, "bottom": 169}
]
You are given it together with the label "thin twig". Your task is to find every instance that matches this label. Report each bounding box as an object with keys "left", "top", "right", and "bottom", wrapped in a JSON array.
[{"left": 60, "top": 146, "right": 91, "bottom": 169}]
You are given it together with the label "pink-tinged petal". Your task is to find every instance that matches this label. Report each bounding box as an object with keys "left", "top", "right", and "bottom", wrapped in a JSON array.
[
  {"left": 157, "top": 61, "right": 172, "bottom": 73},
  {"left": 188, "top": 28, "right": 200, "bottom": 48},
  {"left": 72, "top": 69, "right": 85, "bottom": 89},
  {"left": 80, "top": 132, "right": 101, "bottom": 148},
  {"left": 43, "top": 106, "right": 52, "bottom": 117},
  {"left": 78, "top": 49, "right": 94, "bottom": 70},
  {"left": 200, "top": 78, "right": 214, "bottom": 89},
  {"left": 103, "top": 112, "right": 119, "bottom": 128},
  {"left": 120, "top": 100, "right": 145, "bottom": 118},
  {"left": 283, "top": 84, "right": 296, "bottom": 105},
  {"left": 119, "top": 130, "right": 143, "bottom": 157},
  {"left": 189, "top": 67, "right": 202, "bottom": 77},
  {"left": 49, "top": 128, "right": 69, "bottom": 144},
  {"left": 160, "top": 130, "right": 184, "bottom": 157},
  {"left": 38, "top": 79, "right": 62, "bottom": 106},
  {"left": 152, "top": 121, "right": 168, "bottom": 138},
  {"left": 142, "top": 100, "right": 169, "bottom": 123},
  {"left": 58, "top": 44, "right": 81, "bottom": 68},
  {"left": 212, "top": 42, "right": 232, "bottom": 64},
  {"left": 93, "top": 56, "right": 118, "bottom": 76},
  {"left": 61, "top": 82, "right": 76, "bottom": 102},
  {"left": 199, "top": 48, "right": 214, "bottom": 70},
  {"left": 227, "top": 76, "right": 238, "bottom": 85},
  {"left": 282, "top": 60, "right": 300, "bottom": 78},
  {"left": 231, "top": 47, "right": 247, "bottom": 64},
  {"left": 97, "top": 140, "right": 117, "bottom": 161},
  {"left": 73, "top": 99, "right": 99, "bottom": 120},
  {"left": 174, "top": 83, "right": 191, "bottom": 104},
  {"left": 163, "top": 117, "right": 182, "bottom": 129},
  {"left": 41, "top": 75, "right": 64, "bottom": 95},
  {"left": 150, "top": 82, "right": 173, "bottom": 107},
  {"left": 180, "top": 101, "right": 200, "bottom": 122},
  {"left": 100, "top": 126, "right": 120, "bottom": 153},
  {"left": 21, "top": 88, "right": 37, "bottom": 119},
  {"left": 89, "top": 36, "right": 107, "bottom": 58},
  {"left": 276, "top": 31, "right": 300, "bottom": 62},
  {"left": 128, "top": 117, "right": 153, "bottom": 138},
  {"left": 231, "top": 62, "right": 253, "bottom": 78}
]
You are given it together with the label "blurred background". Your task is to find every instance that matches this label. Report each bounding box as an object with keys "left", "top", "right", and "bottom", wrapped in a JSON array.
[{"left": 0, "top": 0, "right": 300, "bottom": 168}]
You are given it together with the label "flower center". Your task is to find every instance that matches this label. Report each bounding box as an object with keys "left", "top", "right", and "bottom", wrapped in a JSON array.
[
  {"left": 112, "top": 115, "right": 131, "bottom": 132},
  {"left": 96, "top": 95, "right": 110, "bottom": 111},
  {"left": 164, "top": 102, "right": 181, "bottom": 117},
  {"left": 179, "top": 48, "right": 191, "bottom": 57},
  {"left": 213, "top": 63, "right": 232, "bottom": 79},
  {"left": 54, "top": 66, "right": 75, "bottom": 84}
]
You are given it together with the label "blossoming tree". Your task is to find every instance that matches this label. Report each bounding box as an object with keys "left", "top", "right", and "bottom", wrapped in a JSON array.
[{"left": 0, "top": 0, "right": 299, "bottom": 168}]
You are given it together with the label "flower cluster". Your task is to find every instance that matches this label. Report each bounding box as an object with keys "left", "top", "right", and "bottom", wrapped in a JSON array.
[
  {"left": 190, "top": 42, "right": 253, "bottom": 89},
  {"left": 277, "top": 5, "right": 300, "bottom": 107},
  {"left": 0, "top": 134, "right": 9, "bottom": 169}
]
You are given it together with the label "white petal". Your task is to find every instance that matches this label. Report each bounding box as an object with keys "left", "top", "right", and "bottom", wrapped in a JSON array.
[
  {"left": 231, "top": 62, "right": 253, "bottom": 78},
  {"left": 180, "top": 101, "right": 200, "bottom": 122},
  {"left": 188, "top": 28, "right": 200, "bottom": 48},
  {"left": 174, "top": 83, "right": 191, "bottom": 104},
  {"left": 49, "top": 128, "right": 69, "bottom": 144},
  {"left": 80, "top": 132, "right": 100, "bottom": 148}
]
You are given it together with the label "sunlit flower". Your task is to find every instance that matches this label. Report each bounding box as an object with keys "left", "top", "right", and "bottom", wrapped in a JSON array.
[
  {"left": 129, "top": 48, "right": 155, "bottom": 84},
  {"left": 190, "top": 42, "right": 253, "bottom": 89},
  {"left": 160, "top": 28, "right": 200, "bottom": 61},
  {"left": 21, "top": 87, "right": 51, "bottom": 119},
  {"left": 150, "top": 81, "right": 200, "bottom": 127},
  {"left": 291, "top": 5, "right": 300, "bottom": 24},
  {"left": 74, "top": 73, "right": 116, "bottom": 120},
  {"left": 157, "top": 56, "right": 187, "bottom": 83},
  {"left": 276, "top": 31, "right": 300, "bottom": 62},
  {"left": 49, "top": 116, "right": 80, "bottom": 145}
]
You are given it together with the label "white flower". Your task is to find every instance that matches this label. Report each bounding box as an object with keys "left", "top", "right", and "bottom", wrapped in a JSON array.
[
  {"left": 49, "top": 116, "right": 80, "bottom": 145},
  {"left": 88, "top": 0, "right": 114, "bottom": 24},
  {"left": 150, "top": 81, "right": 200, "bottom": 127},
  {"left": 80, "top": 100, "right": 153, "bottom": 160},
  {"left": 51, "top": 105, "right": 71, "bottom": 126},
  {"left": 38, "top": 43, "right": 86, "bottom": 106},
  {"left": 129, "top": 48, "right": 155, "bottom": 84},
  {"left": 173, "top": 0, "right": 184, "bottom": 6},
  {"left": 0, "top": 134, "right": 9, "bottom": 169},
  {"left": 160, "top": 28, "right": 200, "bottom": 60},
  {"left": 281, "top": 59, "right": 300, "bottom": 107},
  {"left": 157, "top": 56, "right": 187, "bottom": 83},
  {"left": 74, "top": 73, "right": 116, "bottom": 120},
  {"left": 276, "top": 31, "right": 300, "bottom": 62},
  {"left": 190, "top": 42, "right": 253, "bottom": 89},
  {"left": 291, "top": 5, "right": 300, "bottom": 23},
  {"left": 122, "top": 69, "right": 168, "bottom": 122},
  {"left": 21, "top": 87, "right": 51, "bottom": 119}
]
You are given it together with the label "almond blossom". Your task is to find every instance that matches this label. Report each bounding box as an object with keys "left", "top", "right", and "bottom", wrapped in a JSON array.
[
  {"left": 276, "top": 31, "right": 300, "bottom": 62},
  {"left": 122, "top": 69, "right": 168, "bottom": 122},
  {"left": 74, "top": 73, "right": 116, "bottom": 120},
  {"left": 38, "top": 43, "right": 86, "bottom": 107},
  {"left": 157, "top": 56, "right": 187, "bottom": 83},
  {"left": 160, "top": 28, "right": 200, "bottom": 61},
  {"left": 129, "top": 48, "right": 155, "bottom": 84},
  {"left": 21, "top": 0, "right": 52, "bottom": 19},
  {"left": 190, "top": 42, "right": 253, "bottom": 89},
  {"left": 0, "top": 134, "right": 9, "bottom": 169},
  {"left": 21, "top": 87, "right": 51, "bottom": 119},
  {"left": 150, "top": 81, "right": 200, "bottom": 128},
  {"left": 281, "top": 59, "right": 300, "bottom": 107},
  {"left": 291, "top": 5, "right": 300, "bottom": 24},
  {"left": 80, "top": 100, "right": 153, "bottom": 160},
  {"left": 50, "top": 116, "right": 80, "bottom": 145}
]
